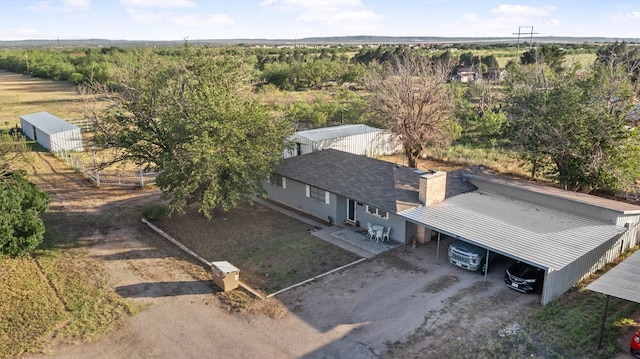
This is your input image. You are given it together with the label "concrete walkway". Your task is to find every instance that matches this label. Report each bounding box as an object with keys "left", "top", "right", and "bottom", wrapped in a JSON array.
[{"left": 254, "top": 198, "right": 399, "bottom": 258}]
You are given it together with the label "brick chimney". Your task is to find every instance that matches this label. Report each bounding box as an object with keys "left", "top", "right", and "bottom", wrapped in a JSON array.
[{"left": 419, "top": 171, "right": 447, "bottom": 205}]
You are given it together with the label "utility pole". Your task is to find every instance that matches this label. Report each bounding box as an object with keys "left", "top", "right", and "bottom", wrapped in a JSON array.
[{"left": 513, "top": 26, "right": 539, "bottom": 60}]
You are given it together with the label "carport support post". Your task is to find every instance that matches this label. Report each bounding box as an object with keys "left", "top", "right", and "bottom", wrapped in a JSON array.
[
  {"left": 483, "top": 249, "right": 489, "bottom": 283},
  {"left": 435, "top": 232, "right": 441, "bottom": 265},
  {"left": 597, "top": 295, "right": 610, "bottom": 349}
]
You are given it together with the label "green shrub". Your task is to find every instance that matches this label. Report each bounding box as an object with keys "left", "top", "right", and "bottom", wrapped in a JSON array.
[{"left": 141, "top": 204, "right": 168, "bottom": 221}]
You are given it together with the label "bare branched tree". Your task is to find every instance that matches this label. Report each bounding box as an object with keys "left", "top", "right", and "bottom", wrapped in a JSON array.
[
  {"left": 366, "top": 55, "right": 456, "bottom": 168},
  {"left": 0, "top": 132, "right": 28, "bottom": 177}
]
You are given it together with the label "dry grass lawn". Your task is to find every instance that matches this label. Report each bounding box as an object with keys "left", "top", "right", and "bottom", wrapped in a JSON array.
[
  {"left": 154, "top": 202, "right": 361, "bottom": 294},
  {"left": 0, "top": 70, "right": 84, "bottom": 129}
]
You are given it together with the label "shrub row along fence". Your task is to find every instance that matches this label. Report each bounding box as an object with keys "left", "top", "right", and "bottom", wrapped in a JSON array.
[{"left": 53, "top": 149, "right": 158, "bottom": 188}]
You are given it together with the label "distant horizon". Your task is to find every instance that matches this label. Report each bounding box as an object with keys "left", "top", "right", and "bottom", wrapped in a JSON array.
[
  {"left": 0, "top": 34, "right": 636, "bottom": 45},
  {"left": 1, "top": 1, "right": 639, "bottom": 42}
]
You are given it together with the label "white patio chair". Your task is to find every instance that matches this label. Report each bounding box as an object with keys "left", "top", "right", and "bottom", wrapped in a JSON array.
[
  {"left": 382, "top": 226, "right": 391, "bottom": 242},
  {"left": 366, "top": 222, "right": 375, "bottom": 240},
  {"left": 375, "top": 228, "right": 383, "bottom": 242}
]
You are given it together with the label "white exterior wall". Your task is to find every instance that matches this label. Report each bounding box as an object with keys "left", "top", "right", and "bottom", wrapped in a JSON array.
[
  {"left": 264, "top": 177, "right": 409, "bottom": 243},
  {"left": 20, "top": 114, "right": 83, "bottom": 152},
  {"left": 616, "top": 214, "right": 640, "bottom": 248},
  {"left": 19, "top": 117, "right": 35, "bottom": 139},
  {"left": 49, "top": 128, "right": 84, "bottom": 152},
  {"left": 312, "top": 131, "right": 400, "bottom": 157},
  {"left": 284, "top": 128, "right": 401, "bottom": 158},
  {"left": 264, "top": 177, "right": 336, "bottom": 223},
  {"left": 284, "top": 135, "right": 315, "bottom": 158},
  {"left": 541, "top": 232, "right": 625, "bottom": 305}
]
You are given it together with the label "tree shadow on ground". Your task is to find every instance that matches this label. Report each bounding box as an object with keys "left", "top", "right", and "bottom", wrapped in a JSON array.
[{"left": 115, "top": 280, "right": 217, "bottom": 298}]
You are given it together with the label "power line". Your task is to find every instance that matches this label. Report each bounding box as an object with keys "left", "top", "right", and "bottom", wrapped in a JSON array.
[{"left": 513, "top": 26, "right": 539, "bottom": 59}]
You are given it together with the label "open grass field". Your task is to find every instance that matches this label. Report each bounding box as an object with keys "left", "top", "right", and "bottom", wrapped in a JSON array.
[{"left": 0, "top": 70, "right": 84, "bottom": 129}]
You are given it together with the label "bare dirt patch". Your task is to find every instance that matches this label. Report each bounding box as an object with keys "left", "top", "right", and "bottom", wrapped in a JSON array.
[{"left": 379, "top": 153, "right": 466, "bottom": 172}]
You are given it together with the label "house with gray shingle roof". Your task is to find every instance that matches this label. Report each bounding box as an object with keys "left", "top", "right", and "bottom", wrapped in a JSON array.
[
  {"left": 265, "top": 150, "right": 640, "bottom": 305},
  {"left": 265, "top": 148, "right": 475, "bottom": 243}
]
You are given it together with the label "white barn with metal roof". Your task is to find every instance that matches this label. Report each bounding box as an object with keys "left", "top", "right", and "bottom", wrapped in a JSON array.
[
  {"left": 401, "top": 171, "right": 640, "bottom": 305},
  {"left": 20, "top": 112, "right": 83, "bottom": 152},
  {"left": 284, "top": 124, "right": 400, "bottom": 158}
]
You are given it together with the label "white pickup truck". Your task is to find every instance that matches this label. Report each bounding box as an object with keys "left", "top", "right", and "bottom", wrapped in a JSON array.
[{"left": 448, "top": 239, "right": 491, "bottom": 274}]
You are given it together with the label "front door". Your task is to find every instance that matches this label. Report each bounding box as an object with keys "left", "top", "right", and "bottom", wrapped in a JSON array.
[{"left": 347, "top": 199, "right": 356, "bottom": 223}]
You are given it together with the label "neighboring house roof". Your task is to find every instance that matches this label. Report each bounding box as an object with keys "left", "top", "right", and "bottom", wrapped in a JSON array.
[
  {"left": 293, "top": 124, "right": 383, "bottom": 142},
  {"left": 275, "top": 148, "right": 422, "bottom": 213},
  {"left": 20, "top": 111, "right": 80, "bottom": 135},
  {"left": 456, "top": 67, "right": 475, "bottom": 74},
  {"left": 401, "top": 190, "right": 627, "bottom": 271}
]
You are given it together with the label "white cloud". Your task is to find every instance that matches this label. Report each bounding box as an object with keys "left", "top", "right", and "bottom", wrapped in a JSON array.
[
  {"left": 125, "top": 8, "right": 171, "bottom": 24},
  {"left": 492, "top": 4, "right": 556, "bottom": 18},
  {"left": 296, "top": 9, "right": 381, "bottom": 23},
  {"left": 0, "top": 28, "right": 40, "bottom": 40},
  {"left": 260, "top": 0, "right": 382, "bottom": 26},
  {"left": 125, "top": 8, "right": 233, "bottom": 28},
  {"left": 119, "top": 0, "right": 196, "bottom": 9},
  {"left": 63, "top": 0, "right": 90, "bottom": 8},
  {"left": 462, "top": 12, "right": 479, "bottom": 22},
  {"left": 26, "top": 0, "right": 90, "bottom": 13},
  {"left": 121, "top": 0, "right": 233, "bottom": 28},
  {"left": 627, "top": 11, "right": 640, "bottom": 20},
  {"left": 546, "top": 18, "right": 561, "bottom": 26},
  {"left": 429, "top": 4, "right": 560, "bottom": 38},
  {"left": 172, "top": 14, "right": 234, "bottom": 27},
  {"left": 261, "top": 0, "right": 363, "bottom": 10}
]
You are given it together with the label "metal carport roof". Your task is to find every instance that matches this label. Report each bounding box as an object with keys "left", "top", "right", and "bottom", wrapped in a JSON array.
[
  {"left": 586, "top": 249, "right": 640, "bottom": 303},
  {"left": 400, "top": 191, "right": 627, "bottom": 271},
  {"left": 585, "top": 249, "right": 640, "bottom": 348}
]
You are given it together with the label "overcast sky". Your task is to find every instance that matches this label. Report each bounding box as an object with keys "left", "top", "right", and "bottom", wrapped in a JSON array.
[{"left": 1, "top": 0, "right": 640, "bottom": 41}]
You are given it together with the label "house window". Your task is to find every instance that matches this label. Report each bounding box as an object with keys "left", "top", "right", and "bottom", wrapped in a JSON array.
[
  {"left": 306, "top": 185, "right": 329, "bottom": 204},
  {"left": 309, "top": 186, "right": 325, "bottom": 201},
  {"left": 270, "top": 173, "right": 285, "bottom": 188},
  {"left": 366, "top": 205, "right": 388, "bottom": 219}
]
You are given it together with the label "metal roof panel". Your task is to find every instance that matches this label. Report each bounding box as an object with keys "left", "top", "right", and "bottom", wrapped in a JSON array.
[
  {"left": 294, "top": 124, "right": 382, "bottom": 141},
  {"left": 20, "top": 111, "right": 80, "bottom": 135},
  {"left": 401, "top": 191, "right": 626, "bottom": 271},
  {"left": 586, "top": 250, "right": 640, "bottom": 303}
]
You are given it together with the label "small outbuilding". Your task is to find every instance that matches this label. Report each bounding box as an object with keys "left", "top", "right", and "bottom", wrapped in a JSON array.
[
  {"left": 20, "top": 111, "right": 84, "bottom": 152},
  {"left": 284, "top": 124, "right": 400, "bottom": 158}
]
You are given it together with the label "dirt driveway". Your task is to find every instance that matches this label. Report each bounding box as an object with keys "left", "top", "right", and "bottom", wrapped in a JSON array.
[{"left": 20, "top": 149, "right": 548, "bottom": 359}]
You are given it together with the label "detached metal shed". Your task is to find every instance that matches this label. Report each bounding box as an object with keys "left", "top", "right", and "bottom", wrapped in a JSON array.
[
  {"left": 284, "top": 124, "right": 400, "bottom": 158},
  {"left": 20, "top": 112, "right": 84, "bottom": 152}
]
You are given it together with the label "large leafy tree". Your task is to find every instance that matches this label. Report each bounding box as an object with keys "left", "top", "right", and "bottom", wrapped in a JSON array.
[
  {"left": 520, "top": 44, "right": 565, "bottom": 74},
  {"left": 505, "top": 58, "right": 640, "bottom": 192},
  {"left": 0, "top": 132, "right": 50, "bottom": 257},
  {"left": 0, "top": 171, "right": 50, "bottom": 257},
  {"left": 88, "top": 47, "right": 293, "bottom": 217},
  {"left": 366, "top": 54, "right": 458, "bottom": 168}
]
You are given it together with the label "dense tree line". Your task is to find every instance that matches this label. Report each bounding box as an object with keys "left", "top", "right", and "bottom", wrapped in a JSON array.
[{"left": 2, "top": 42, "right": 639, "bottom": 198}]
